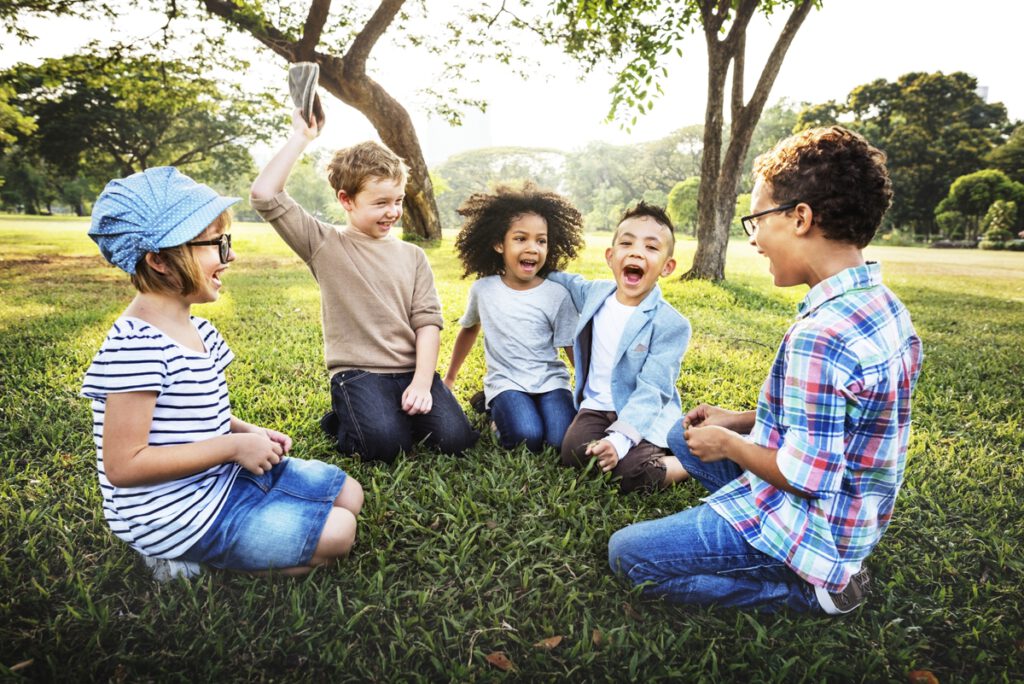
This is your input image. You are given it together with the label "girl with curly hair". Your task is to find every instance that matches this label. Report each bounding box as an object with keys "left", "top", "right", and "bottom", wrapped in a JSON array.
[{"left": 443, "top": 183, "right": 585, "bottom": 453}]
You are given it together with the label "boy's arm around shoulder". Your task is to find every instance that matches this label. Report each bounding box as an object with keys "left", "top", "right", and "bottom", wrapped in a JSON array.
[
  {"left": 544, "top": 271, "right": 594, "bottom": 312},
  {"left": 610, "top": 306, "right": 692, "bottom": 443}
]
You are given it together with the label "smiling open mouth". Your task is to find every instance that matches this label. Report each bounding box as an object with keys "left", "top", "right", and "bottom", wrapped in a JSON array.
[{"left": 623, "top": 264, "right": 645, "bottom": 284}]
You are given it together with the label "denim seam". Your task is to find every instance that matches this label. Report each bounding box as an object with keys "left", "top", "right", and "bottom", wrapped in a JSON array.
[{"left": 337, "top": 378, "right": 366, "bottom": 456}]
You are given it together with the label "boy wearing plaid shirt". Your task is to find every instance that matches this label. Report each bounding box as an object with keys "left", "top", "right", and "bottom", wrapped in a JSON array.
[{"left": 608, "top": 126, "right": 923, "bottom": 614}]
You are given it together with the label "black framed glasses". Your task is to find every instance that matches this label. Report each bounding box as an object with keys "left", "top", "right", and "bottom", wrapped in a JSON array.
[
  {"left": 187, "top": 233, "right": 232, "bottom": 264},
  {"left": 740, "top": 202, "right": 799, "bottom": 237}
]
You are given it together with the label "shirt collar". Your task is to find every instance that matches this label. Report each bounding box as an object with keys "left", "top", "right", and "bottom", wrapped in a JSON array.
[{"left": 797, "top": 261, "right": 882, "bottom": 318}]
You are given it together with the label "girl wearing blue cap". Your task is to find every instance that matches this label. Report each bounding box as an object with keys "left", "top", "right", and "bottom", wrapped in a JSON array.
[{"left": 82, "top": 167, "right": 363, "bottom": 579}]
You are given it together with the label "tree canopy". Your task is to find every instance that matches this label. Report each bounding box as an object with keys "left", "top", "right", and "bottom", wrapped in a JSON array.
[
  {"left": 797, "top": 71, "right": 1012, "bottom": 236},
  {"left": 549, "top": 0, "right": 818, "bottom": 280},
  {"left": 0, "top": 47, "right": 273, "bottom": 214}
]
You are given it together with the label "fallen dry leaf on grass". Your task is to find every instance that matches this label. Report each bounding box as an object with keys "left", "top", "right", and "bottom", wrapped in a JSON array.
[
  {"left": 592, "top": 628, "right": 604, "bottom": 648},
  {"left": 622, "top": 602, "right": 642, "bottom": 620},
  {"left": 908, "top": 670, "right": 939, "bottom": 684},
  {"left": 485, "top": 651, "right": 516, "bottom": 672},
  {"left": 533, "top": 636, "right": 563, "bottom": 650}
]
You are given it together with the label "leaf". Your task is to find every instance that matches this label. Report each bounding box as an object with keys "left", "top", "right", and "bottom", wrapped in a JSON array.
[
  {"left": 485, "top": 651, "right": 515, "bottom": 671},
  {"left": 10, "top": 660, "right": 33, "bottom": 673},
  {"left": 908, "top": 671, "right": 939, "bottom": 684},
  {"left": 592, "top": 628, "right": 604, "bottom": 648},
  {"left": 622, "top": 602, "right": 642, "bottom": 621},
  {"left": 533, "top": 635, "right": 563, "bottom": 650}
]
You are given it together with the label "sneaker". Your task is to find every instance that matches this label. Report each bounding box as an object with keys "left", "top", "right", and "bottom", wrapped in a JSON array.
[
  {"left": 287, "top": 62, "right": 324, "bottom": 127},
  {"left": 815, "top": 568, "right": 871, "bottom": 615},
  {"left": 142, "top": 555, "right": 203, "bottom": 582},
  {"left": 469, "top": 391, "right": 487, "bottom": 414}
]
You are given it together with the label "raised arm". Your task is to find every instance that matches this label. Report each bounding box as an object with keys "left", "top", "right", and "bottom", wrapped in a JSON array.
[{"left": 251, "top": 108, "right": 321, "bottom": 201}]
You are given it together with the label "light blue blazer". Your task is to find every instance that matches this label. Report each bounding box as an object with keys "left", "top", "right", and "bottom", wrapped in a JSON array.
[{"left": 546, "top": 272, "right": 691, "bottom": 448}]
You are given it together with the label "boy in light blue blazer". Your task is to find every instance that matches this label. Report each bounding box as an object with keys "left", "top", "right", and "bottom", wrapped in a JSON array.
[{"left": 547, "top": 203, "right": 691, "bottom": 493}]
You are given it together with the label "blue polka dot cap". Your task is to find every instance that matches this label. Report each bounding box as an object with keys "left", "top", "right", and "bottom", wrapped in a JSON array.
[{"left": 89, "top": 166, "right": 240, "bottom": 274}]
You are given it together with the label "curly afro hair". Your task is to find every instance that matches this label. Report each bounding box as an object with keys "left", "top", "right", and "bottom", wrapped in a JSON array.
[
  {"left": 752, "top": 126, "right": 893, "bottom": 248},
  {"left": 454, "top": 182, "right": 585, "bottom": 279}
]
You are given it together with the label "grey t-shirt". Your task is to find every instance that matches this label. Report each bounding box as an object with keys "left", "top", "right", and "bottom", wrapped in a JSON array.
[{"left": 459, "top": 276, "right": 577, "bottom": 406}]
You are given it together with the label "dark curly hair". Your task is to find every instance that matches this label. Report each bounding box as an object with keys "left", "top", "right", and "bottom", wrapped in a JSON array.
[
  {"left": 752, "top": 126, "right": 893, "bottom": 247},
  {"left": 454, "top": 182, "right": 585, "bottom": 279}
]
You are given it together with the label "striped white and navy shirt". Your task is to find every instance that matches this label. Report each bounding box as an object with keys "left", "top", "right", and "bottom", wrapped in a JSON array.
[{"left": 81, "top": 316, "right": 240, "bottom": 559}]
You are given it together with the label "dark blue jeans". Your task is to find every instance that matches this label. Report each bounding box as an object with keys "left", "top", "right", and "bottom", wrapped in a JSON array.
[
  {"left": 606, "top": 420, "right": 819, "bottom": 611},
  {"left": 489, "top": 388, "right": 575, "bottom": 453},
  {"left": 327, "top": 370, "right": 478, "bottom": 464}
]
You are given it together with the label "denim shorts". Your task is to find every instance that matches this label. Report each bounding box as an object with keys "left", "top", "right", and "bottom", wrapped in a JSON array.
[{"left": 178, "top": 457, "right": 346, "bottom": 571}]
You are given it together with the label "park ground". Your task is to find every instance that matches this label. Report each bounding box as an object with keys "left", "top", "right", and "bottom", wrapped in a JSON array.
[{"left": 1, "top": 215, "right": 1022, "bottom": 681}]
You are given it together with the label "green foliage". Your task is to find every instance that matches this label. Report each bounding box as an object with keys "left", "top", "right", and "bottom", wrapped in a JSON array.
[
  {"left": 937, "top": 169, "right": 1024, "bottom": 241},
  {"left": 667, "top": 177, "right": 700, "bottom": 236},
  {"left": 986, "top": 123, "right": 1024, "bottom": 185},
  {"left": 2, "top": 219, "right": 1023, "bottom": 681},
  {"left": 0, "top": 46, "right": 275, "bottom": 213},
  {"left": 935, "top": 210, "right": 967, "bottom": 240},
  {"left": 797, "top": 71, "right": 1011, "bottom": 236},
  {"left": 982, "top": 199, "right": 1017, "bottom": 236}
]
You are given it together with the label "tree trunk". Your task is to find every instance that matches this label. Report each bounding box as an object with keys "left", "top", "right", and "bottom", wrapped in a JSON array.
[
  {"left": 684, "top": 0, "right": 814, "bottom": 281},
  {"left": 202, "top": 0, "right": 442, "bottom": 240}
]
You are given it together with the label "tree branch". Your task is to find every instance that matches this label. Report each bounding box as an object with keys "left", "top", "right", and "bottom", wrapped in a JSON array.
[
  {"left": 730, "top": 32, "right": 745, "bottom": 124},
  {"left": 201, "top": 0, "right": 298, "bottom": 61},
  {"left": 742, "top": 0, "right": 815, "bottom": 128},
  {"left": 345, "top": 0, "right": 405, "bottom": 77},
  {"left": 297, "top": 0, "right": 331, "bottom": 61}
]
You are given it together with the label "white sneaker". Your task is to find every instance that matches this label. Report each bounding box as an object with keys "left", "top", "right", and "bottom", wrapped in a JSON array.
[
  {"left": 816, "top": 568, "right": 871, "bottom": 615},
  {"left": 142, "top": 555, "right": 203, "bottom": 582}
]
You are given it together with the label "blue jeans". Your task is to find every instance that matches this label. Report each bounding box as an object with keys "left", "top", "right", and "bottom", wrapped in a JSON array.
[
  {"left": 328, "top": 370, "right": 478, "bottom": 463},
  {"left": 489, "top": 388, "right": 575, "bottom": 453},
  {"left": 606, "top": 420, "right": 819, "bottom": 612},
  {"left": 179, "top": 457, "right": 346, "bottom": 571}
]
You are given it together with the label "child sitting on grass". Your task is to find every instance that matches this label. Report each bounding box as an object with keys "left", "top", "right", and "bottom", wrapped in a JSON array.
[
  {"left": 82, "top": 167, "right": 362, "bottom": 579},
  {"left": 250, "top": 108, "right": 478, "bottom": 464},
  {"left": 608, "top": 126, "right": 923, "bottom": 614},
  {"left": 443, "top": 183, "right": 583, "bottom": 453},
  {"left": 547, "top": 203, "right": 691, "bottom": 494}
]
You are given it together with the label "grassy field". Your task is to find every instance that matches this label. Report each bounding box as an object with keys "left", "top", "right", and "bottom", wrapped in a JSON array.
[{"left": 1, "top": 214, "right": 1022, "bottom": 682}]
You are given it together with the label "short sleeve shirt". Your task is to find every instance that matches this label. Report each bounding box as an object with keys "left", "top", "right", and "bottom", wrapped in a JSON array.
[
  {"left": 81, "top": 316, "right": 240, "bottom": 559},
  {"left": 459, "top": 276, "right": 576, "bottom": 405}
]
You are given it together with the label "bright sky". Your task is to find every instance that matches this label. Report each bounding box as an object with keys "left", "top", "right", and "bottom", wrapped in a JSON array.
[{"left": 3, "top": 0, "right": 1021, "bottom": 165}]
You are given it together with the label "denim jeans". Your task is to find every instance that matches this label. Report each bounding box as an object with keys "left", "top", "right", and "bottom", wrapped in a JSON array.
[
  {"left": 328, "top": 370, "right": 478, "bottom": 464},
  {"left": 606, "top": 420, "right": 819, "bottom": 611},
  {"left": 489, "top": 388, "right": 575, "bottom": 453}
]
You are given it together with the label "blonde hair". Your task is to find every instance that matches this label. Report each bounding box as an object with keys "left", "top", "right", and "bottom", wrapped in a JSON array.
[
  {"left": 327, "top": 141, "right": 408, "bottom": 198},
  {"left": 130, "top": 211, "right": 232, "bottom": 295}
]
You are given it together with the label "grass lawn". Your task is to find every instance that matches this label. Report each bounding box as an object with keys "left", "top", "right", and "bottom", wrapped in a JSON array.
[{"left": 1, "top": 215, "right": 1021, "bottom": 682}]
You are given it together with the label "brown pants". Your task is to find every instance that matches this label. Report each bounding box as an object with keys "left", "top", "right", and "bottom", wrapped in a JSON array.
[{"left": 560, "top": 409, "right": 667, "bottom": 494}]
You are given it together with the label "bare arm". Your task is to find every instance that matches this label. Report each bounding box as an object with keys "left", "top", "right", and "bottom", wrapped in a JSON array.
[
  {"left": 443, "top": 324, "right": 480, "bottom": 389},
  {"left": 102, "top": 392, "right": 285, "bottom": 488},
  {"left": 402, "top": 324, "right": 441, "bottom": 415},
  {"left": 684, "top": 403, "right": 756, "bottom": 433},
  {"left": 250, "top": 108, "right": 320, "bottom": 201}
]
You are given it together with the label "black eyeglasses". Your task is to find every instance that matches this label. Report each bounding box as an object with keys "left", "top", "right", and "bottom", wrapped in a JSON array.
[
  {"left": 740, "top": 202, "right": 799, "bottom": 237},
  {"left": 186, "top": 233, "right": 232, "bottom": 264}
]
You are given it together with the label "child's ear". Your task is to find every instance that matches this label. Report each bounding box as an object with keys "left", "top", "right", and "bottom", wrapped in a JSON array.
[
  {"left": 794, "top": 202, "right": 814, "bottom": 237},
  {"left": 604, "top": 247, "right": 614, "bottom": 266},
  {"left": 660, "top": 257, "right": 677, "bottom": 278},
  {"left": 337, "top": 189, "right": 354, "bottom": 211},
  {"left": 494, "top": 242, "right": 504, "bottom": 254},
  {"left": 144, "top": 252, "right": 169, "bottom": 274}
]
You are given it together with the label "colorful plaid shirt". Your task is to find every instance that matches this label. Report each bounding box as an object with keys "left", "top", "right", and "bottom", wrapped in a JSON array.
[{"left": 707, "top": 262, "right": 923, "bottom": 591}]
